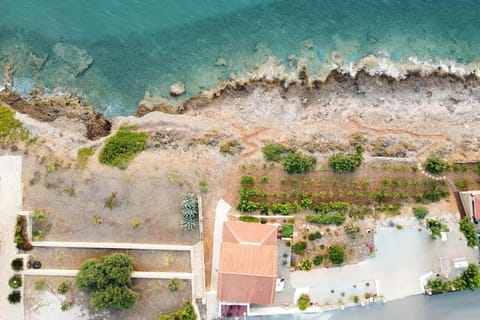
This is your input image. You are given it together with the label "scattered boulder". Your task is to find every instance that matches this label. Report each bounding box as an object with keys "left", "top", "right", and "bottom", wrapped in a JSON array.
[
  {"left": 288, "top": 54, "right": 296, "bottom": 61},
  {"left": 169, "top": 82, "right": 186, "bottom": 96},
  {"left": 215, "top": 57, "right": 228, "bottom": 67},
  {"left": 52, "top": 42, "right": 93, "bottom": 77},
  {"left": 30, "top": 53, "right": 48, "bottom": 71},
  {"left": 304, "top": 39, "right": 314, "bottom": 49},
  {"left": 135, "top": 96, "right": 178, "bottom": 117}
]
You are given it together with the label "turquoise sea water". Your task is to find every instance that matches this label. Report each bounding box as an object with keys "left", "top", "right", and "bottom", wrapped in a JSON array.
[{"left": 1, "top": 0, "right": 480, "bottom": 116}]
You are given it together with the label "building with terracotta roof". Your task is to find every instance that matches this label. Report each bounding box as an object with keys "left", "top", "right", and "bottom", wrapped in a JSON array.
[
  {"left": 217, "top": 220, "right": 278, "bottom": 314},
  {"left": 459, "top": 191, "right": 480, "bottom": 226}
]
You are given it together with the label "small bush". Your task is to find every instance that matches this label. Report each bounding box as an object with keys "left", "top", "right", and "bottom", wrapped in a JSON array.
[
  {"left": 11, "top": 258, "right": 23, "bottom": 271},
  {"left": 58, "top": 281, "right": 70, "bottom": 294},
  {"left": 180, "top": 193, "right": 199, "bottom": 231},
  {"left": 297, "top": 293, "right": 311, "bottom": 311},
  {"left": 300, "top": 259, "right": 312, "bottom": 271},
  {"left": 7, "top": 291, "right": 21, "bottom": 304},
  {"left": 168, "top": 278, "right": 182, "bottom": 292},
  {"left": 353, "top": 295, "right": 360, "bottom": 303},
  {"left": 424, "top": 155, "right": 448, "bottom": 174},
  {"left": 308, "top": 231, "right": 322, "bottom": 241},
  {"left": 459, "top": 217, "right": 479, "bottom": 247},
  {"left": 262, "top": 143, "right": 288, "bottom": 161},
  {"left": 239, "top": 215, "right": 259, "bottom": 223},
  {"left": 259, "top": 176, "right": 270, "bottom": 184},
  {"left": 14, "top": 215, "right": 32, "bottom": 251},
  {"left": 328, "top": 244, "right": 346, "bottom": 265},
  {"left": 61, "top": 300, "right": 74, "bottom": 312},
  {"left": 328, "top": 153, "right": 362, "bottom": 173},
  {"left": 9, "top": 275, "right": 22, "bottom": 289},
  {"left": 313, "top": 255, "right": 323, "bottom": 266},
  {"left": 99, "top": 126, "right": 147, "bottom": 169},
  {"left": 282, "top": 224, "right": 294, "bottom": 238},
  {"left": 292, "top": 241, "right": 307, "bottom": 255},
  {"left": 199, "top": 179, "right": 208, "bottom": 192},
  {"left": 426, "top": 219, "right": 449, "bottom": 239},
  {"left": 413, "top": 206, "right": 428, "bottom": 220},
  {"left": 34, "top": 279, "right": 47, "bottom": 290},
  {"left": 306, "top": 213, "right": 346, "bottom": 226},
  {"left": 219, "top": 140, "right": 240, "bottom": 155},
  {"left": 104, "top": 192, "right": 120, "bottom": 209},
  {"left": 240, "top": 175, "right": 255, "bottom": 187},
  {"left": 0, "top": 105, "right": 22, "bottom": 139},
  {"left": 158, "top": 302, "right": 196, "bottom": 320},
  {"left": 283, "top": 152, "right": 316, "bottom": 174},
  {"left": 77, "top": 147, "right": 95, "bottom": 168}
]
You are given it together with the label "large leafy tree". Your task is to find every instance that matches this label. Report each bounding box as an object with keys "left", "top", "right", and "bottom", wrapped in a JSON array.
[
  {"left": 459, "top": 217, "right": 479, "bottom": 247},
  {"left": 426, "top": 219, "right": 449, "bottom": 239},
  {"left": 75, "top": 253, "right": 137, "bottom": 310}
]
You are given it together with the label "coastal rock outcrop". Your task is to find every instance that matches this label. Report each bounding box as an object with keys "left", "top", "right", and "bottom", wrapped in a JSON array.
[
  {"left": 135, "top": 96, "right": 180, "bottom": 117},
  {"left": 0, "top": 91, "right": 111, "bottom": 140},
  {"left": 52, "top": 42, "right": 93, "bottom": 77},
  {"left": 170, "top": 82, "right": 186, "bottom": 96},
  {"left": 30, "top": 53, "right": 48, "bottom": 71}
]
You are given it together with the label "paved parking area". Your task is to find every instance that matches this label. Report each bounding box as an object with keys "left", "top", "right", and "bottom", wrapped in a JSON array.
[{"left": 291, "top": 226, "right": 478, "bottom": 303}]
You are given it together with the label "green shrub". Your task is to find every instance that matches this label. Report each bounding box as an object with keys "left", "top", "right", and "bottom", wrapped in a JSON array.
[
  {"left": 306, "top": 213, "right": 346, "bottom": 226},
  {"left": 0, "top": 105, "right": 22, "bottom": 140},
  {"left": 282, "top": 224, "right": 294, "bottom": 238},
  {"left": 237, "top": 187, "right": 259, "bottom": 212},
  {"left": 199, "top": 179, "right": 208, "bottom": 192},
  {"left": 99, "top": 126, "right": 147, "bottom": 169},
  {"left": 459, "top": 217, "right": 479, "bottom": 247},
  {"left": 104, "top": 192, "right": 120, "bottom": 209},
  {"left": 422, "top": 188, "right": 448, "bottom": 203},
  {"left": 61, "top": 300, "right": 74, "bottom": 312},
  {"left": 259, "top": 176, "right": 270, "bottom": 184},
  {"left": 297, "top": 293, "right": 311, "bottom": 311},
  {"left": 219, "top": 140, "right": 240, "bottom": 155},
  {"left": 14, "top": 215, "right": 32, "bottom": 251},
  {"left": 353, "top": 295, "right": 360, "bottom": 303},
  {"left": 426, "top": 219, "right": 449, "bottom": 239},
  {"left": 453, "top": 263, "right": 480, "bottom": 291},
  {"left": 31, "top": 209, "right": 51, "bottom": 241},
  {"left": 8, "top": 275, "right": 22, "bottom": 289},
  {"left": 168, "top": 278, "right": 182, "bottom": 292},
  {"left": 7, "top": 291, "right": 21, "bottom": 304},
  {"left": 454, "top": 179, "right": 468, "bottom": 190},
  {"left": 271, "top": 202, "right": 293, "bottom": 215},
  {"left": 11, "top": 258, "right": 23, "bottom": 271},
  {"left": 292, "top": 241, "right": 307, "bottom": 255},
  {"left": 58, "top": 281, "right": 70, "bottom": 294},
  {"left": 75, "top": 253, "right": 137, "bottom": 310},
  {"left": 240, "top": 175, "right": 255, "bottom": 187},
  {"left": 34, "top": 279, "right": 46, "bottom": 290},
  {"left": 328, "top": 153, "right": 362, "bottom": 173},
  {"left": 427, "top": 278, "right": 451, "bottom": 293},
  {"left": 283, "top": 152, "right": 316, "bottom": 174},
  {"left": 260, "top": 217, "right": 267, "bottom": 224},
  {"left": 158, "top": 302, "right": 196, "bottom": 320},
  {"left": 262, "top": 143, "right": 288, "bottom": 161},
  {"left": 239, "top": 215, "right": 259, "bottom": 223},
  {"left": 328, "top": 244, "right": 346, "bottom": 265},
  {"left": 424, "top": 155, "right": 448, "bottom": 174},
  {"left": 308, "top": 231, "right": 322, "bottom": 241},
  {"left": 300, "top": 259, "right": 312, "bottom": 271},
  {"left": 413, "top": 206, "right": 428, "bottom": 220},
  {"left": 77, "top": 147, "right": 95, "bottom": 168},
  {"left": 313, "top": 255, "right": 323, "bottom": 266}
]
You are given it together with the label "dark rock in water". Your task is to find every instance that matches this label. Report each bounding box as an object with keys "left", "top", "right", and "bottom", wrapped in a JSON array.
[
  {"left": 135, "top": 96, "right": 179, "bottom": 117},
  {"left": 30, "top": 53, "right": 48, "bottom": 71},
  {"left": 0, "top": 91, "right": 110, "bottom": 140},
  {"left": 52, "top": 42, "right": 93, "bottom": 77}
]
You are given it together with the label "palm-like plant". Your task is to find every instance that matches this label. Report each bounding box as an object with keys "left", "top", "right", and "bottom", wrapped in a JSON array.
[{"left": 180, "top": 193, "right": 199, "bottom": 231}]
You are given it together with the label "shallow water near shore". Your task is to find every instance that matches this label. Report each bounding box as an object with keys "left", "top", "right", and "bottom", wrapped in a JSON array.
[{"left": 1, "top": 0, "right": 480, "bottom": 116}]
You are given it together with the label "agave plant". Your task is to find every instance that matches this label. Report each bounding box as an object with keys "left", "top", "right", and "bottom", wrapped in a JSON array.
[{"left": 180, "top": 193, "right": 199, "bottom": 231}]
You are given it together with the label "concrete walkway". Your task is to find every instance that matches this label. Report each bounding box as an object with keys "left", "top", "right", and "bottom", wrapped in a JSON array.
[
  {"left": 0, "top": 156, "right": 24, "bottom": 320},
  {"left": 32, "top": 241, "right": 192, "bottom": 251},
  {"left": 206, "top": 199, "right": 230, "bottom": 320}
]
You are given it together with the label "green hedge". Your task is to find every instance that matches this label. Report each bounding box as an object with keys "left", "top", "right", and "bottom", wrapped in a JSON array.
[
  {"left": 306, "top": 213, "right": 346, "bottom": 226},
  {"left": 158, "top": 302, "right": 196, "bottom": 320}
]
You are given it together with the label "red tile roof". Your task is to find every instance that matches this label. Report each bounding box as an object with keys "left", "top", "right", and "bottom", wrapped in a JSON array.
[{"left": 217, "top": 221, "right": 278, "bottom": 305}]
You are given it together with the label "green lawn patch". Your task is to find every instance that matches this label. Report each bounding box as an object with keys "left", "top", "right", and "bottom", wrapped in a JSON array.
[
  {"left": 281, "top": 224, "right": 294, "bottom": 238},
  {"left": 99, "top": 126, "right": 147, "bottom": 169}
]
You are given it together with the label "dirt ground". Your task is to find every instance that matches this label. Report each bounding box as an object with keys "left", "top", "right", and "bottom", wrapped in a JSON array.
[
  {"left": 29, "top": 247, "right": 191, "bottom": 272},
  {"left": 24, "top": 276, "right": 191, "bottom": 320}
]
